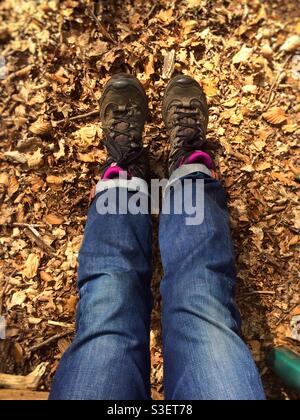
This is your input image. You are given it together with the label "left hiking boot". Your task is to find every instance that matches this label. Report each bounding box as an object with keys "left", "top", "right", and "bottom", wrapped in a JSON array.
[
  {"left": 162, "top": 74, "right": 212, "bottom": 175},
  {"left": 100, "top": 73, "right": 149, "bottom": 180}
]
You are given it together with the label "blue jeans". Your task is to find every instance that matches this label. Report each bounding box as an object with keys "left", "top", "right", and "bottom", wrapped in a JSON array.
[{"left": 49, "top": 172, "right": 265, "bottom": 400}]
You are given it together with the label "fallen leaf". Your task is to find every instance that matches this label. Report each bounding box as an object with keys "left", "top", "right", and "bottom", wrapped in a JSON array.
[
  {"left": 8, "top": 176, "right": 19, "bottom": 197},
  {"left": 283, "top": 123, "right": 298, "bottom": 133},
  {"left": 0, "top": 173, "right": 9, "bottom": 186},
  {"left": 256, "top": 162, "right": 271, "bottom": 171},
  {"left": 242, "top": 84, "right": 258, "bottom": 94},
  {"left": 261, "top": 44, "right": 273, "bottom": 58},
  {"left": 156, "top": 9, "right": 173, "bottom": 24},
  {"left": 40, "top": 271, "right": 53, "bottom": 283},
  {"left": 162, "top": 49, "right": 176, "bottom": 79},
  {"left": 262, "top": 107, "right": 287, "bottom": 125},
  {"left": 4, "top": 151, "right": 27, "bottom": 164},
  {"left": 27, "top": 149, "right": 44, "bottom": 168},
  {"left": 202, "top": 79, "right": 218, "bottom": 97},
  {"left": 28, "top": 317, "right": 43, "bottom": 325},
  {"left": 46, "top": 175, "right": 64, "bottom": 185},
  {"left": 65, "top": 295, "right": 77, "bottom": 314},
  {"left": 280, "top": 35, "right": 300, "bottom": 53},
  {"left": 145, "top": 54, "right": 155, "bottom": 77},
  {"left": 186, "top": 0, "right": 203, "bottom": 8},
  {"left": 44, "top": 214, "right": 64, "bottom": 225},
  {"left": 249, "top": 226, "right": 264, "bottom": 251},
  {"left": 74, "top": 125, "right": 100, "bottom": 148},
  {"left": 22, "top": 253, "right": 40, "bottom": 279},
  {"left": 230, "top": 112, "right": 244, "bottom": 125},
  {"left": 8, "top": 291, "right": 27, "bottom": 309},
  {"left": 232, "top": 45, "right": 253, "bottom": 64},
  {"left": 271, "top": 172, "right": 294, "bottom": 185},
  {"left": 29, "top": 118, "right": 52, "bottom": 136},
  {"left": 77, "top": 149, "right": 106, "bottom": 163},
  {"left": 241, "top": 164, "right": 254, "bottom": 172}
]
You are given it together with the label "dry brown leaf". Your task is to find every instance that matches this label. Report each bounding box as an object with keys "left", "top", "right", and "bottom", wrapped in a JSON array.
[
  {"left": 77, "top": 149, "right": 106, "bottom": 163},
  {"left": 262, "top": 107, "right": 287, "bottom": 125},
  {"left": 28, "top": 317, "right": 43, "bottom": 325},
  {"left": 7, "top": 175, "right": 19, "bottom": 197},
  {"left": 74, "top": 125, "right": 100, "bottom": 148},
  {"left": 271, "top": 172, "right": 294, "bottom": 185},
  {"left": 258, "top": 128, "right": 273, "bottom": 140},
  {"left": 230, "top": 113, "right": 244, "bottom": 126},
  {"left": 145, "top": 54, "right": 155, "bottom": 77},
  {"left": 65, "top": 295, "right": 78, "bottom": 314},
  {"left": 27, "top": 149, "right": 44, "bottom": 168},
  {"left": 261, "top": 44, "right": 273, "bottom": 58},
  {"left": 0, "top": 173, "right": 9, "bottom": 186},
  {"left": 44, "top": 214, "right": 64, "bottom": 225},
  {"left": 223, "top": 98, "right": 237, "bottom": 108},
  {"left": 182, "top": 20, "right": 198, "bottom": 36},
  {"left": 202, "top": 79, "right": 218, "bottom": 97},
  {"left": 22, "top": 253, "right": 40, "bottom": 279},
  {"left": 280, "top": 35, "right": 300, "bottom": 53},
  {"left": 46, "top": 175, "right": 64, "bottom": 185},
  {"left": 156, "top": 9, "right": 173, "bottom": 24},
  {"left": 232, "top": 45, "right": 253, "bottom": 64},
  {"left": 29, "top": 118, "right": 52, "bottom": 136},
  {"left": 253, "top": 139, "right": 266, "bottom": 151},
  {"left": 162, "top": 49, "right": 176, "bottom": 79},
  {"left": 8, "top": 291, "right": 27, "bottom": 309},
  {"left": 4, "top": 151, "right": 27, "bottom": 164},
  {"left": 256, "top": 162, "right": 271, "bottom": 171},
  {"left": 241, "top": 164, "right": 254, "bottom": 172},
  {"left": 283, "top": 123, "right": 298, "bottom": 133},
  {"left": 186, "top": 0, "right": 203, "bottom": 8},
  {"left": 40, "top": 271, "right": 53, "bottom": 283},
  {"left": 242, "top": 84, "right": 258, "bottom": 94}
]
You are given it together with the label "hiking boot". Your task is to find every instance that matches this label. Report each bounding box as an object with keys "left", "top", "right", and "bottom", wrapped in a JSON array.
[
  {"left": 100, "top": 73, "right": 149, "bottom": 180},
  {"left": 162, "top": 75, "right": 212, "bottom": 175}
]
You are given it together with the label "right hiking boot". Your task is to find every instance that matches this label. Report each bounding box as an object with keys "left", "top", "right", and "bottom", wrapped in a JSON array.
[
  {"left": 100, "top": 73, "right": 149, "bottom": 180},
  {"left": 162, "top": 74, "right": 212, "bottom": 175}
]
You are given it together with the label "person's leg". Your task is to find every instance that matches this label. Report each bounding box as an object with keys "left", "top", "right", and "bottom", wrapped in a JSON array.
[
  {"left": 50, "top": 188, "right": 152, "bottom": 400},
  {"left": 50, "top": 74, "right": 152, "bottom": 400},
  {"left": 160, "top": 75, "right": 265, "bottom": 400},
  {"left": 159, "top": 171, "right": 265, "bottom": 400}
]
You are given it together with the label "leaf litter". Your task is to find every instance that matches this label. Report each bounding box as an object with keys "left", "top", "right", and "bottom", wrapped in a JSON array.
[{"left": 0, "top": 0, "right": 299, "bottom": 400}]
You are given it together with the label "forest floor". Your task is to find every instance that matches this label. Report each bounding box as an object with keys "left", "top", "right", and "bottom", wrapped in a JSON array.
[{"left": 0, "top": 0, "right": 299, "bottom": 400}]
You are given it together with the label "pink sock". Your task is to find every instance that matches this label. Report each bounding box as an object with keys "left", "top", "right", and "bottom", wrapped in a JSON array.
[
  {"left": 102, "top": 165, "right": 124, "bottom": 180},
  {"left": 183, "top": 151, "right": 214, "bottom": 169}
]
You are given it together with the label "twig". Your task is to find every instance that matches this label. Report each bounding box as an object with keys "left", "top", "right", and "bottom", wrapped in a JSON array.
[
  {"left": 1, "top": 65, "right": 35, "bottom": 84},
  {"left": 146, "top": 4, "right": 157, "bottom": 20},
  {"left": 275, "top": 303, "right": 299, "bottom": 327},
  {"left": 0, "top": 223, "right": 45, "bottom": 229},
  {"left": 28, "top": 330, "right": 74, "bottom": 353},
  {"left": 85, "top": 5, "right": 117, "bottom": 44},
  {"left": 54, "top": 109, "right": 99, "bottom": 125},
  {"left": 47, "top": 320, "right": 75, "bottom": 329},
  {"left": 264, "top": 54, "right": 292, "bottom": 111},
  {"left": 245, "top": 291, "right": 276, "bottom": 296},
  {"left": 0, "top": 363, "right": 47, "bottom": 391},
  {"left": 24, "top": 226, "right": 56, "bottom": 257}
]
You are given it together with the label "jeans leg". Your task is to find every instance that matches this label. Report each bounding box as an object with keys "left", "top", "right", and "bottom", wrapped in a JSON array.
[
  {"left": 50, "top": 188, "right": 152, "bottom": 400},
  {"left": 159, "top": 171, "right": 265, "bottom": 400}
]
